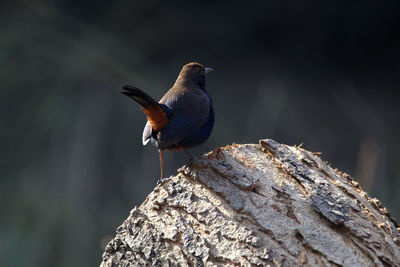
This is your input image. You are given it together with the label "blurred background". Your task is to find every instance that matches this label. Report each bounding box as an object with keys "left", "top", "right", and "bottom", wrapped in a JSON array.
[{"left": 1, "top": 0, "right": 400, "bottom": 266}]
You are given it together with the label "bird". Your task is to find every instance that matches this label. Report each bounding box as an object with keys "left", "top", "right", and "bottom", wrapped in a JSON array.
[{"left": 121, "top": 62, "right": 215, "bottom": 179}]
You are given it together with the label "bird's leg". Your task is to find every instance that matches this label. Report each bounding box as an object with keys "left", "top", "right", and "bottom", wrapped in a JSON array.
[
  {"left": 184, "top": 150, "right": 198, "bottom": 165},
  {"left": 184, "top": 150, "right": 195, "bottom": 160},
  {"left": 159, "top": 149, "right": 164, "bottom": 179}
]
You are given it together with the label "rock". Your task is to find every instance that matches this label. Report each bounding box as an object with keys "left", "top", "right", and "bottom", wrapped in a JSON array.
[{"left": 100, "top": 139, "right": 400, "bottom": 266}]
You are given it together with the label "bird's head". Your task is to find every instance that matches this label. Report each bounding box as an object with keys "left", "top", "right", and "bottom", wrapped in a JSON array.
[{"left": 176, "top": 62, "right": 213, "bottom": 89}]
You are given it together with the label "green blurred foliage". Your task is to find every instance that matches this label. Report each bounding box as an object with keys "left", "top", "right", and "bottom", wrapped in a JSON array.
[{"left": 1, "top": 1, "right": 400, "bottom": 266}]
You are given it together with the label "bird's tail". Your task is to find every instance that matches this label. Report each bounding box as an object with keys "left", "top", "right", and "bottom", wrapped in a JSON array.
[{"left": 121, "top": 85, "right": 168, "bottom": 131}]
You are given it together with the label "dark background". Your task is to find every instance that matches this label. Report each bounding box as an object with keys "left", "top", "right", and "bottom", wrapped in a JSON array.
[{"left": 1, "top": 1, "right": 399, "bottom": 266}]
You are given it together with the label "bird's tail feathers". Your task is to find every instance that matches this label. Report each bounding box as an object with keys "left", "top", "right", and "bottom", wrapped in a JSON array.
[{"left": 121, "top": 85, "right": 168, "bottom": 131}]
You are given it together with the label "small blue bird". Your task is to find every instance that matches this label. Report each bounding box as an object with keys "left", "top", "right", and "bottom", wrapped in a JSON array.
[{"left": 121, "top": 62, "right": 215, "bottom": 178}]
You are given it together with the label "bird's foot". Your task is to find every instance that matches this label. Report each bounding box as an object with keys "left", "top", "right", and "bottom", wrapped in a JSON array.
[{"left": 156, "top": 177, "right": 163, "bottom": 186}]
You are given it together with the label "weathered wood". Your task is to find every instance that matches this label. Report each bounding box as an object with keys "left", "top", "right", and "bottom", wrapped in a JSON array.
[{"left": 100, "top": 139, "right": 400, "bottom": 266}]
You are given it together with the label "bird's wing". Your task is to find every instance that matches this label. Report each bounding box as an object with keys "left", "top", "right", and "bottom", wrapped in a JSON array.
[
  {"left": 156, "top": 113, "right": 200, "bottom": 149},
  {"left": 157, "top": 88, "right": 211, "bottom": 148},
  {"left": 160, "top": 87, "right": 211, "bottom": 125}
]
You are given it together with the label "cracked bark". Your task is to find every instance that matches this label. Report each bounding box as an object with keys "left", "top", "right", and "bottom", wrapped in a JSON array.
[{"left": 100, "top": 139, "right": 400, "bottom": 266}]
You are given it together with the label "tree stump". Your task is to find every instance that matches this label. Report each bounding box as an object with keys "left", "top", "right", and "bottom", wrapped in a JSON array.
[{"left": 100, "top": 139, "right": 400, "bottom": 266}]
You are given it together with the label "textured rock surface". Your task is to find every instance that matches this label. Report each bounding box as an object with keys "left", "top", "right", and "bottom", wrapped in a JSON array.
[{"left": 100, "top": 139, "right": 400, "bottom": 266}]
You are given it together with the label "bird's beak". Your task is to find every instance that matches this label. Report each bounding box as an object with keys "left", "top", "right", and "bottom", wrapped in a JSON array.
[{"left": 205, "top": 67, "right": 214, "bottom": 74}]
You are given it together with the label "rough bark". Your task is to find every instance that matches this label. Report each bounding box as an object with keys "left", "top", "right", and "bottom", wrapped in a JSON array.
[{"left": 100, "top": 139, "right": 400, "bottom": 266}]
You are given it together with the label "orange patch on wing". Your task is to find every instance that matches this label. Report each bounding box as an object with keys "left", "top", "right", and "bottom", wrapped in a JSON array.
[{"left": 141, "top": 105, "right": 168, "bottom": 131}]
